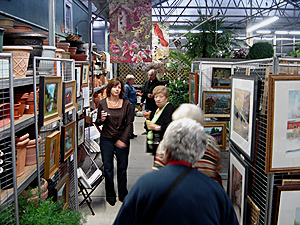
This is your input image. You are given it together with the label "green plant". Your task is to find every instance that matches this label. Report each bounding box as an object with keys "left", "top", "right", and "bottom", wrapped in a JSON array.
[
  {"left": 287, "top": 44, "right": 300, "bottom": 57},
  {"left": 165, "top": 77, "right": 189, "bottom": 108},
  {"left": 183, "top": 11, "right": 241, "bottom": 59},
  {"left": 248, "top": 42, "right": 274, "bottom": 59}
]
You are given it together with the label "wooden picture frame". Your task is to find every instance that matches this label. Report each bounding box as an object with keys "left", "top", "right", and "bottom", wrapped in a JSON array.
[
  {"left": 61, "top": 121, "right": 75, "bottom": 162},
  {"left": 44, "top": 130, "right": 60, "bottom": 179},
  {"left": 265, "top": 75, "right": 300, "bottom": 173},
  {"left": 189, "top": 72, "right": 199, "bottom": 105},
  {"left": 203, "top": 91, "right": 231, "bottom": 117},
  {"left": 62, "top": 80, "right": 76, "bottom": 113},
  {"left": 77, "top": 117, "right": 85, "bottom": 146},
  {"left": 77, "top": 97, "right": 84, "bottom": 116},
  {"left": 38, "top": 76, "right": 62, "bottom": 127},
  {"left": 282, "top": 179, "right": 300, "bottom": 186},
  {"left": 75, "top": 64, "right": 82, "bottom": 98},
  {"left": 247, "top": 195, "right": 260, "bottom": 225},
  {"left": 55, "top": 173, "right": 69, "bottom": 209},
  {"left": 203, "top": 122, "right": 227, "bottom": 150},
  {"left": 230, "top": 76, "right": 258, "bottom": 161},
  {"left": 211, "top": 67, "right": 231, "bottom": 88},
  {"left": 274, "top": 185, "right": 300, "bottom": 225},
  {"left": 228, "top": 149, "right": 248, "bottom": 225},
  {"left": 82, "top": 63, "right": 89, "bottom": 87}
]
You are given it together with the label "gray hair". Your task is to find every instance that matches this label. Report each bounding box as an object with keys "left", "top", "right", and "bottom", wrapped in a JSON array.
[
  {"left": 172, "top": 103, "right": 204, "bottom": 124},
  {"left": 126, "top": 74, "right": 135, "bottom": 82},
  {"left": 162, "top": 118, "right": 208, "bottom": 164},
  {"left": 148, "top": 69, "right": 157, "bottom": 76}
]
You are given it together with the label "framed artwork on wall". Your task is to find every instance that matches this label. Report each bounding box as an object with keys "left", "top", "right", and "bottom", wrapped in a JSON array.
[
  {"left": 77, "top": 117, "right": 85, "bottom": 146},
  {"left": 62, "top": 80, "right": 76, "bottom": 113},
  {"left": 211, "top": 67, "right": 231, "bottom": 89},
  {"left": 228, "top": 150, "right": 248, "bottom": 225},
  {"left": 44, "top": 130, "right": 60, "bottom": 180},
  {"left": 203, "top": 91, "right": 231, "bottom": 117},
  {"left": 203, "top": 122, "right": 227, "bottom": 150},
  {"left": 38, "top": 76, "right": 62, "bottom": 127},
  {"left": 274, "top": 185, "right": 300, "bottom": 225},
  {"left": 189, "top": 72, "right": 199, "bottom": 105},
  {"left": 61, "top": 121, "right": 75, "bottom": 162},
  {"left": 77, "top": 97, "right": 84, "bottom": 116},
  {"left": 82, "top": 63, "right": 89, "bottom": 87},
  {"left": 265, "top": 75, "right": 300, "bottom": 173},
  {"left": 75, "top": 64, "right": 82, "bottom": 97},
  {"left": 230, "top": 76, "right": 258, "bottom": 160},
  {"left": 55, "top": 173, "right": 69, "bottom": 209}
]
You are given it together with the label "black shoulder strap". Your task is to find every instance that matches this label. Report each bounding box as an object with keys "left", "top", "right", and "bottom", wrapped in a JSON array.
[{"left": 143, "top": 167, "right": 193, "bottom": 225}]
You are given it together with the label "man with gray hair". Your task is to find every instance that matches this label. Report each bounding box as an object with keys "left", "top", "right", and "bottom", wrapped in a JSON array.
[{"left": 113, "top": 118, "right": 238, "bottom": 225}]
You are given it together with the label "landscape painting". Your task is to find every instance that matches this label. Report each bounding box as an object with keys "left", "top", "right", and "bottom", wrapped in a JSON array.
[
  {"left": 203, "top": 91, "right": 231, "bottom": 117},
  {"left": 211, "top": 67, "right": 231, "bottom": 88},
  {"left": 65, "top": 126, "right": 73, "bottom": 153},
  {"left": 45, "top": 83, "right": 58, "bottom": 116},
  {"left": 65, "top": 86, "right": 72, "bottom": 105},
  {"left": 203, "top": 121, "right": 227, "bottom": 149}
]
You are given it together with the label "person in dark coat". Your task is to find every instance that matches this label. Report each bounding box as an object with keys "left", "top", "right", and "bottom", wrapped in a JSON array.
[{"left": 113, "top": 118, "right": 239, "bottom": 225}]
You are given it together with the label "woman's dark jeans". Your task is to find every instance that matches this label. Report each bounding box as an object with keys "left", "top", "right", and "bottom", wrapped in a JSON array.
[{"left": 100, "top": 136, "right": 129, "bottom": 202}]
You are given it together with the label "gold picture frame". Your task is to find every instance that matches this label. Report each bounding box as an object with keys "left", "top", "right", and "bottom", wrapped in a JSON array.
[
  {"left": 203, "top": 122, "right": 227, "bottom": 150},
  {"left": 44, "top": 130, "right": 60, "bottom": 179},
  {"left": 63, "top": 80, "right": 76, "bottom": 113},
  {"left": 202, "top": 91, "right": 231, "bottom": 118},
  {"left": 61, "top": 121, "right": 76, "bottom": 162}
]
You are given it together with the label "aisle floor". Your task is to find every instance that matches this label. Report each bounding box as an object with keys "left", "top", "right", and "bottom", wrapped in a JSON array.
[{"left": 79, "top": 116, "right": 153, "bottom": 224}]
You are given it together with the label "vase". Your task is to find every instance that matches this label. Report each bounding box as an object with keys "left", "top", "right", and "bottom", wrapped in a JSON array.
[
  {"left": 16, "top": 135, "right": 30, "bottom": 177},
  {"left": 2, "top": 45, "right": 33, "bottom": 78},
  {"left": 25, "top": 91, "right": 35, "bottom": 114},
  {"left": 56, "top": 42, "right": 70, "bottom": 52},
  {"left": 26, "top": 178, "right": 48, "bottom": 203},
  {"left": 68, "top": 46, "right": 77, "bottom": 56},
  {"left": 15, "top": 92, "right": 29, "bottom": 117},
  {"left": 55, "top": 48, "right": 64, "bottom": 58},
  {"left": 70, "top": 54, "right": 87, "bottom": 61},
  {"left": 0, "top": 18, "right": 14, "bottom": 29},
  {"left": 62, "top": 51, "right": 70, "bottom": 59},
  {"left": 13, "top": 102, "right": 21, "bottom": 120},
  {"left": 4, "top": 24, "right": 34, "bottom": 34},
  {"left": 25, "top": 135, "right": 41, "bottom": 166}
]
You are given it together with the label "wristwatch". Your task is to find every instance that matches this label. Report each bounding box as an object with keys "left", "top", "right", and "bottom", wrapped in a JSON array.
[{"left": 155, "top": 126, "right": 161, "bottom": 131}]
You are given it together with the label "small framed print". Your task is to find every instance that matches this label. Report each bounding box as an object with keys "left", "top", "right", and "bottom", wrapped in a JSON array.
[
  {"left": 55, "top": 173, "right": 69, "bottom": 209},
  {"left": 211, "top": 67, "right": 232, "bottom": 88},
  {"left": 44, "top": 130, "right": 60, "bottom": 179},
  {"left": 75, "top": 64, "right": 82, "bottom": 97},
  {"left": 77, "top": 117, "right": 85, "bottom": 146},
  {"left": 189, "top": 72, "right": 199, "bottom": 105},
  {"left": 228, "top": 149, "right": 248, "bottom": 225},
  {"left": 82, "top": 63, "right": 89, "bottom": 87},
  {"left": 203, "top": 122, "right": 227, "bottom": 150},
  {"left": 38, "top": 76, "right": 62, "bottom": 127},
  {"left": 61, "top": 121, "right": 75, "bottom": 162},
  {"left": 265, "top": 75, "right": 300, "bottom": 173},
  {"left": 62, "top": 80, "right": 76, "bottom": 113},
  {"left": 203, "top": 91, "right": 231, "bottom": 117},
  {"left": 77, "top": 98, "right": 84, "bottom": 116}
]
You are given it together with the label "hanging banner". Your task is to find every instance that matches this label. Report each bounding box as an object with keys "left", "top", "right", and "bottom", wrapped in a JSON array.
[
  {"left": 109, "top": 0, "right": 152, "bottom": 63},
  {"left": 152, "top": 22, "right": 169, "bottom": 62}
]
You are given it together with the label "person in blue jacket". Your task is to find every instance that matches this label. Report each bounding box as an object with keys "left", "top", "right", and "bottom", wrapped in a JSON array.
[
  {"left": 124, "top": 74, "right": 138, "bottom": 139},
  {"left": 113, "top": 118, "right": 239, "bottom": 225}
]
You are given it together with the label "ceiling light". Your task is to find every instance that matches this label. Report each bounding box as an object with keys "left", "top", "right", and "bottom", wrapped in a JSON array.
[
  {"left": 256, "top": 30, "right": 271, "bottom": 34},
  {"left": 247, "top": 16, "right": 279, "bottom": 32},
  {"left": 289, "top": 31, "right": 300, "bottom": 35},
  {"left": 275, "top": 30, "right": 288, "bottom": 35}
]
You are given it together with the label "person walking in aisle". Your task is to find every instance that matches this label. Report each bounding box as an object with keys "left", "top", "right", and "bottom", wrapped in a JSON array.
[
  {"left": 124, "top": 74, "right": 138, "bottom": 139},
  {"left": 95, "top": 77, "right": 132, "bottom": 206},
  {"left": 113, "top": 118, "right": 238, "bottom": 225}
]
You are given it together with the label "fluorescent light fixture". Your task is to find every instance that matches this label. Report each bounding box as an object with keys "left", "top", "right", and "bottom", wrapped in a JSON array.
[
  {"left": 289, "top": 31, "right": 300, "bottom": 35},
  {"left": 256, "top": 30, "right": 271, "bottom": 34},
  {"left": 247, "top": 16, "right": 279, "bottom": 32},
  {"left": 275, "top": 30, "right": 288, "bottom": 35}
]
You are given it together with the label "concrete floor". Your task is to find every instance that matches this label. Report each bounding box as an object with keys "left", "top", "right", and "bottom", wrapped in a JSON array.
[{"left": 79, "top": 116, "right": 229, "bottom": 224}]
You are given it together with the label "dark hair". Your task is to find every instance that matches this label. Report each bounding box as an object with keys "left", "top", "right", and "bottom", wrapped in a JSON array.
[{"left": 106, "top": 77, "right": 125, "bottom": 98}]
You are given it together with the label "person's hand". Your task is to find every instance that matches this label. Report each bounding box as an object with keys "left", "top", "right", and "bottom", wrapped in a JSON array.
[
  {"left": 142, "top": 110, "right": 151, "bottom": 119},
  {"left": 115, "top": 140, "right": 127, "bottom": 148},
  {"left": 147, "top": 122, "right": 161, "bottom": 131},
  {"left": 147, "top": 93, "right": 153, "bottom": 98},
  {"left": 140, "top": 103, "right": 144, "bottom": 107},
  {"left": 101, "top": 110, "right": 108, "bottom": 122}
]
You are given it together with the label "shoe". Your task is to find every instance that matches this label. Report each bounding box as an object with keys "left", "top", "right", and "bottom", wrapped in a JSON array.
[
  {"left": 130, "top": 135, "right": 134, "bottom": 139},
  {"left": 141, "top": 131, "right": 147, "bottom": 135},
  {"left": 107, "top": 200, "right": 116, "bottom": 206},
  {"left": 133, "top": 134, "right": 137, "bottom": 137}
]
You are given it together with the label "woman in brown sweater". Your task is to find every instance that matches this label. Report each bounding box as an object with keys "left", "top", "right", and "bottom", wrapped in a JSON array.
[{"left": 96, "top": 77, "right": 132, "bottom": 206}]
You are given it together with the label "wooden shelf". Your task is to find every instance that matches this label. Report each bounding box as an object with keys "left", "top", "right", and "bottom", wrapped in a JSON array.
[{"left": 0, "top": 76, "right": 39, "bottom": 89}]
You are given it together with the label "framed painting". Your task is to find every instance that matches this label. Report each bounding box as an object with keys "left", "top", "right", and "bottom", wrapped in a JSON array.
[
  {"left": 189, "top": 72, "right": 199, "bottom": 105},
  {"left": 77, "top": 117, "right": 85, "bottom": 146},
  {"left": 77, "top": 97, "right": 84, "bottom": 116},
  {"left": 61, "top": 121, "right": 75, "bottom": 162},
  {"left": 44, "top": 130, "right": 60, "bottom": 179},
  {"left": 62, "top": 80, "right": 76, "bottom": 113},
  {"left": 274, "top": 185, "right": 300, "bottom": 225},
  {"left": 55, "top": 173, "right": 69, "bottom": 209},
  {"left": 38, "top": 76, "right": 62, "bottom": 127},
  {"left": 203, "top": 91, "right": 231, "bottom": 117},
  {"left": 230, "top": 76, "right": 258, "bottom": 161},
  {"left": 282, "top": 179, "right": 300, "bottom": 186},
  {"left": 82, "top": 63, "right": 89, "bottom": 87},
  {"left": 211, "top": 67, "right": 232, "bottom": 89},
  {"left": 203, "top": 122, "right": 227, "bottom": 150},
  {"left": 265, "top": 75, "right": 300, "bottom": 173},
  {"left": 228, "top": 150, "right": 248, "bottom": 225},
  {"left": 75, "top": 64, "right": 82, "bottom": 97}
]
